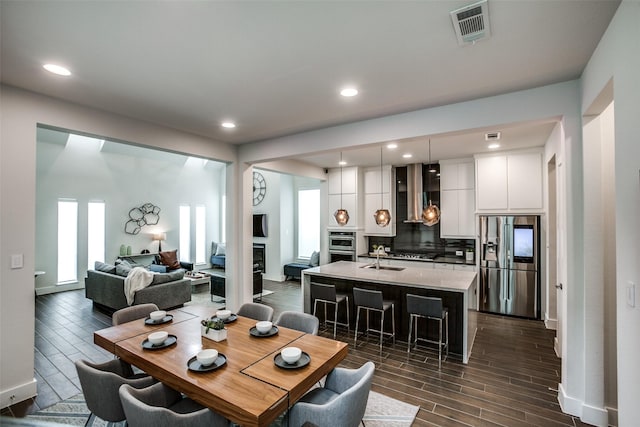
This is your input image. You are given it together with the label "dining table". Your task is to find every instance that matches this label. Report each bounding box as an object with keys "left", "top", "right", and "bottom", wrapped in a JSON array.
[{"left": 93, "top": 304, "right": 349, "bottom": 427}]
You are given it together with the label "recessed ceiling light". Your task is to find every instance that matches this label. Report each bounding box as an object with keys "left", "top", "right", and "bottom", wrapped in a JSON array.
[
  {"left": 43, "top": 63, "right": 71, "bottom": 76},
  {"left": 340, "top": 87, "right": 358, "bottom": 97},
  {"left": 387, "top": 143, "right": 398, "bottom": 149},
  {"left": 402, "top": 153, "right": 412, "bottom": 158},
  {"left": 338, "top": 160, "right": 347, "bottom": 166},
  {"left": 221, "top": 122, "right": 236, "bottom": 129},
  {"left": 488, "top": 143, "right": 500, "bottom": 149}
]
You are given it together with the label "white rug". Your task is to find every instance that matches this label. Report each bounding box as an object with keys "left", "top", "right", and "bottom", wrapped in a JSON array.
[{"left": 26, "top": 390, "right": 419, "bottom": 427}]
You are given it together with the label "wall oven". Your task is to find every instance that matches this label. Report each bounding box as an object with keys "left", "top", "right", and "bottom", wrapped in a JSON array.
[{"left": 328, "top": 231, "right": 356, "bottom": 262}]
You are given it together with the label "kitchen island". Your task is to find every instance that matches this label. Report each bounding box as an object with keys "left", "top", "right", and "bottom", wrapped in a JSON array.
[{"left": 302, "top": 260, "right": 477, "bottom": 363}]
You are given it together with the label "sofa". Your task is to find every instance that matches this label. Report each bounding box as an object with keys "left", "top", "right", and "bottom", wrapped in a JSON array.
[
  {"left": 85, "top": 261, "right": 191, "bottom": 311},
  {"left": 210, "top": 242, "right": 226, "bottom": 269},
  {"left": 284, "top": 250, "right": 320, "bottom": 281}
]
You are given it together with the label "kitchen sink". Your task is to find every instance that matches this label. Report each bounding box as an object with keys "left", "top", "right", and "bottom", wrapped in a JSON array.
[{"left": 360, "top": 264, "right": 405, "bottom": 271}]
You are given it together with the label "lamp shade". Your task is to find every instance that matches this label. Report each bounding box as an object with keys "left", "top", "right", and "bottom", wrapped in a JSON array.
[
  {"left": 152, "top": 233, "right": 166, "bottom": 241},
  {"left": 334, "top": 209, "right": 350, "bottom": 226},
  {"left": 422, "top": 204, "right": 440, "bottom": 227},
  {"left": 374, "top": 209, "right": 391, "bottom": 227}
]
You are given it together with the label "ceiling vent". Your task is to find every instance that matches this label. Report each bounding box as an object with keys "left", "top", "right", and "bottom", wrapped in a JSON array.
[
  {"left": 485, "top": 131, "right": 501, "bottom": 141},
  {"left": 450, "top": 0, "right": 491, "bottom": 46}
]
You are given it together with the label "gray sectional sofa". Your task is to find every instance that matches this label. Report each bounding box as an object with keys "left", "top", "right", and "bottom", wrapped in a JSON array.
[{"left": 85, "top": 268, "right": 191, "bottom": 311}]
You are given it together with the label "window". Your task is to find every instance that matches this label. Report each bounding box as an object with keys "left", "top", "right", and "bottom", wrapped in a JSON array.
[
  {"left": 179, "top": 205, "right": 191, "bottom": 262},
  {"left": 195, "top": 205, "right": 206, "bottom": 264},
  {"left": 57, "top": 200, "right": 78, "bottom": 283},
  {"left": 297, "top": 189, "right": 320, "bottom": 258},
  {"left": 87, "top": 201, "right": 105, "bottom": 270}
]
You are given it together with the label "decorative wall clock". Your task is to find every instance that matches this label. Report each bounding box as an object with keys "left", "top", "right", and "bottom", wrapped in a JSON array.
[{"left": 253, "top": 171, "right": 266, "bottom": 206}]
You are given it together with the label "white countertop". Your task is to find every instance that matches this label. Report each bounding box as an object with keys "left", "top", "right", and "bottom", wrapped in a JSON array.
[{"left": 303, "top": 261, "right": 476, "bottom": 292}]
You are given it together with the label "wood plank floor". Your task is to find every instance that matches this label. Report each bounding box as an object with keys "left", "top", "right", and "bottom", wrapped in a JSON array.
[{"left": 3, "top": 279, "right": 589, "bottom": 426}]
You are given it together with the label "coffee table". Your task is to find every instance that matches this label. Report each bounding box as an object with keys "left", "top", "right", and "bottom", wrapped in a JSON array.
[{"left": 185, "top": 273, "right": 210, "bottom": 292}]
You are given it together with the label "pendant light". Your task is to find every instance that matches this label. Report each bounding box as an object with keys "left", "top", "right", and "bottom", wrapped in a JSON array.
[
  {"left": 374, "top": 146, "right": 391, "bottom": 227},
  {"left": 333, "top": 152, "right": 350, "bottom": 226},
  {"left": 422, "top": 139, "right": 440, "bottom": 226}
]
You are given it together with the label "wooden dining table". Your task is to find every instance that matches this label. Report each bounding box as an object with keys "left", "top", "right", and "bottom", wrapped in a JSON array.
[{"left": 94, "top": 305, "right": 348, "bottom": 427}]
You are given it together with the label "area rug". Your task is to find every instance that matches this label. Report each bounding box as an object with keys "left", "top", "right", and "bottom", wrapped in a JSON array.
[
  {"left": 189, "top": 289, "right": 274, "bottom": 306},
  {"left": 27, "top": 390, "right": 418, "bottom": 427}
]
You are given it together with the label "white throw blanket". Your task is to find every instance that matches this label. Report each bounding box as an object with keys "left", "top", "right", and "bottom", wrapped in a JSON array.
[{"left": 124, "top": 267, "right": 154, "bottom": 305}]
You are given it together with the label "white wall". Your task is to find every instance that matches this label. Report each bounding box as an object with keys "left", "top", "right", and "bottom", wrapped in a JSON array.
[
  {"left": 580, "top": 1, "right": 640, "bottom": 425},
  {"left": 34, "top": 133, "right": 225, "bottom": 294}
]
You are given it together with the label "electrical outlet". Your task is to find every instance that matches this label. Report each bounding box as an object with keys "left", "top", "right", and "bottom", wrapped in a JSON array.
[
  {"left": 456, "top": 250, "right": 463, "bottom": 257},
  {"left": 627, "top": 282, "right": 636, "bottom": 308}
]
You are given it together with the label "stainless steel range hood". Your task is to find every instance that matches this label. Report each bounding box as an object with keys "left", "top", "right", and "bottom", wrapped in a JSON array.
[{"left": 404, "top": 163, "right": 424, "bottom": 223}]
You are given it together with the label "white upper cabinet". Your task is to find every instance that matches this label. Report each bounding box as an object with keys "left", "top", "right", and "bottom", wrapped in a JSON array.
[
  {"left": 475, "top": 150, "right": 543, "bottom": 213},
  {"left": 440, "top": 160, "right": 476, "bottom": 238},
  {"left": 327, "top": 166, "right": 361, "bottom": 228},
  {"left": 363, "top": 165, "right": 395, "bottom": 236}
]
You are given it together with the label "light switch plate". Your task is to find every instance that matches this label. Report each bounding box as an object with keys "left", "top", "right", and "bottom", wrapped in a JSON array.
[
  {"left": 11, "top": 254, "right": 23, "bottom": 269},
  {"left": 627, "top": 282, "right": 636, "bottom": 308}
]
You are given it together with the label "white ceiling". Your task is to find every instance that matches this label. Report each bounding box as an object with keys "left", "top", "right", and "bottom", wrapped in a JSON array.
[{"left": 1, "top": 1, "right": 619, "bottom": 168}]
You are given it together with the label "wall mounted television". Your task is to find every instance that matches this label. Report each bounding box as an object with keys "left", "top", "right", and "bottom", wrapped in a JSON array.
[{"left": 253, "top": 214, "right": 267, "bottom": 237}]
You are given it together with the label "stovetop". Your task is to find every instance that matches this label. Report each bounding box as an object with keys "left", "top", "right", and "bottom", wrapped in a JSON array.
[{"left": 393, "top": 252, "right": 439, "bottom": 261}]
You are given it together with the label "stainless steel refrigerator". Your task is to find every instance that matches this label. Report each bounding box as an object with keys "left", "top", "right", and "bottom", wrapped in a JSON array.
[{"left": 479, "top": 215, "right": 540, "bottom": 319}]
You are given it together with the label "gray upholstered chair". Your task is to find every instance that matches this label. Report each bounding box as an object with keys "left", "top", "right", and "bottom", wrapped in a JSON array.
[
  {"left": 310, "top": 282, "right": 350, "bottom": 339},
  {"left": 406, "top": 293, "right": 449, "bottom": 369},
  {"left": 112, "top": 303, "right": 159, "bottom": 325},
  {"left": 119, "top": 382, "right": 229, "bottom": 427},
  {"left": 75, "top": 359, "right": 156, "bottom": 424},
  {"left": 275, "top": 310, "right": 319, "bottom": 335},
  {"left": 237, "top": 302, "right": 274, "bottom": 322},
  {"left": 353, "top": 287, "right": 395, "bottom": 354},
  {"left": 287, "top": 361, "right": 375, "bottom": 427}
]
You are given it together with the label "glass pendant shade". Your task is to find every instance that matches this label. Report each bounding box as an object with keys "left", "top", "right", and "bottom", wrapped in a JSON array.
[
  {"left": 375, "top": 209, "right": 391, "bottom": 227},
  {"left": 422, "top": 204, "right": 440, "bottom": 226},
  {"left": 334, "top": 208, "right": 350, "bottom": 226}
]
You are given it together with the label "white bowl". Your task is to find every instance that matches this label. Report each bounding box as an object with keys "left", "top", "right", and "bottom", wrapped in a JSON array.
[
  {"left": 216, "top": 310, "right": 231, "bottom": 320},
  {"left": 281, "top": 347, "right": 302, "bottom": 364},
  {"left": 149, "top": 310, "right": 166, "bottom": 321},
  {"left": 196, "top": 349, "right": 219, "bottom": 366},
  {"left": 256, "top": 321, "right": 273, "bottom": 334},
  {"left": 148, "top": 331, "right": 168, "bottom": 346}
]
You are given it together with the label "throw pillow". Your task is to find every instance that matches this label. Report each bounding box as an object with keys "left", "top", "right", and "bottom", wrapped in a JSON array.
[
  {"left": 148, "top": 264, "right": 167, "bottom": 273},
  {"left": 211, "top": 241, "right": 218, "bottom": 254},
  {"left": 94, "top": 261, "right": 116, "bottom": 274},
  {"left": 215, "top": 243, "right": 226, "bottom": 256},
  {"left": 158, "top": 250, "right": 181, "bottom": 270},
  {"left": 310, "top": 251, "right": 320, "bottom": 267},
  {"left": 115, "top": 259, "right": 132, "bottom": 277},
  {"left": 151, "top": 269, "right": 185, "bottom": 285}
]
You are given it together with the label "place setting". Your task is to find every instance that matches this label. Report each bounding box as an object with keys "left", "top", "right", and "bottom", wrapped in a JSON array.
[
  {"left": 209, "top": 309, "right": 237, "bottom": 324},
  {"left": 144, "top": 310, "right": 173, "bottom": 325},
  {"left": 187, "top": 348, "right": 227, "bottom": 372},
  {"left": 249, "top": 321, "right": 279, "bottom": 338},
  {"left": 141, "top": 331, "right": 177, "bottom": 350},
  {"left": 274, "top": 346, "right": 310, "bottom": 369}
]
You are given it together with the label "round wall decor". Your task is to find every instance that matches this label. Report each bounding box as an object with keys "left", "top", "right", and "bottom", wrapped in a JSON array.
[{"left": 253, "top": 171, "right": 266, "bottom": 206}]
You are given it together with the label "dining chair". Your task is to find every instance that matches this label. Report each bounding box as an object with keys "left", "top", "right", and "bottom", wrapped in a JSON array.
[
  {"left": 237, "top": 302, "right": 274, "bottom": 322},
  {"left": 310, "top": 282, "right": 350, "bottom": 339},
  {"left": 406, "top": 293, "right": 449, "bottom": 369},
  {"left": 287, "top": 361, "right": 375, "bottom": 427},
  {"left": 112, "top": 303, "right": 159, "bottom": 325},
  {"left": 275, "top": 310, "right": 319, "bottom": 335},
  {"left": 119, "top": 382, "right": 229, "bottom": 427},
  {"left": 352, "top": 287, "right": 395, "bottom": 354},
  {"left": 75, "top": 359, "right": 156, "bottom": 425}
]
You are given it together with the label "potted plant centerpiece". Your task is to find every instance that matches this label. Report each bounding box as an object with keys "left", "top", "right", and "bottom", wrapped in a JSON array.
[{"left": 201, "top": 318, "right": 227, "bottom": 342}]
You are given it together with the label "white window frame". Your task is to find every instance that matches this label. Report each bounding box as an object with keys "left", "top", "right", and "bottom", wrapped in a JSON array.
[{"left": 57, "top": 199, "right": 78, "bottom": 284}]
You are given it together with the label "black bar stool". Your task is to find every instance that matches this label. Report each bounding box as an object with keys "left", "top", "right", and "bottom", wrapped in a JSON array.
[
  {"left": 311, "top": 282, "right": 350, "bottom": 339},
  {"left": 353, "top": 287, "right": 395, "bottom": 354},
  {"left": 406, "top": 294, "right": 448, "bottom": 369}
]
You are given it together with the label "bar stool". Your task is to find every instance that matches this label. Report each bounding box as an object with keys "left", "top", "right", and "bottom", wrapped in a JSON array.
[
  {"left": 406, "top": 294, "right": 448, "bottom": 369},
  {"left": 311, "top": 282, "right": 350, "bottom": 339},
  {"left": 353, "top": 287, "right": 395, "bottom": 354}
]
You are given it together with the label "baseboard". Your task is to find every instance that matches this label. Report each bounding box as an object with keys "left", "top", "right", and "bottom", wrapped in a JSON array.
[
  {"left": 606, "top": 405, "right": 618, "bottom": 427},
  {"left": 1, "top": 378, "right": 37, "bottom": 410},
  {"left": 581, "top": 403, "right": 608, "bottom": 427},
  {"left": 36, "top": 282, "right": 84, "bottom": 296},
  {"left": 544, "top": 316, "right": 557, "bottom": 330},
  {"left": 557, "top": 383, "right": 582, "bottom": 417}
]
